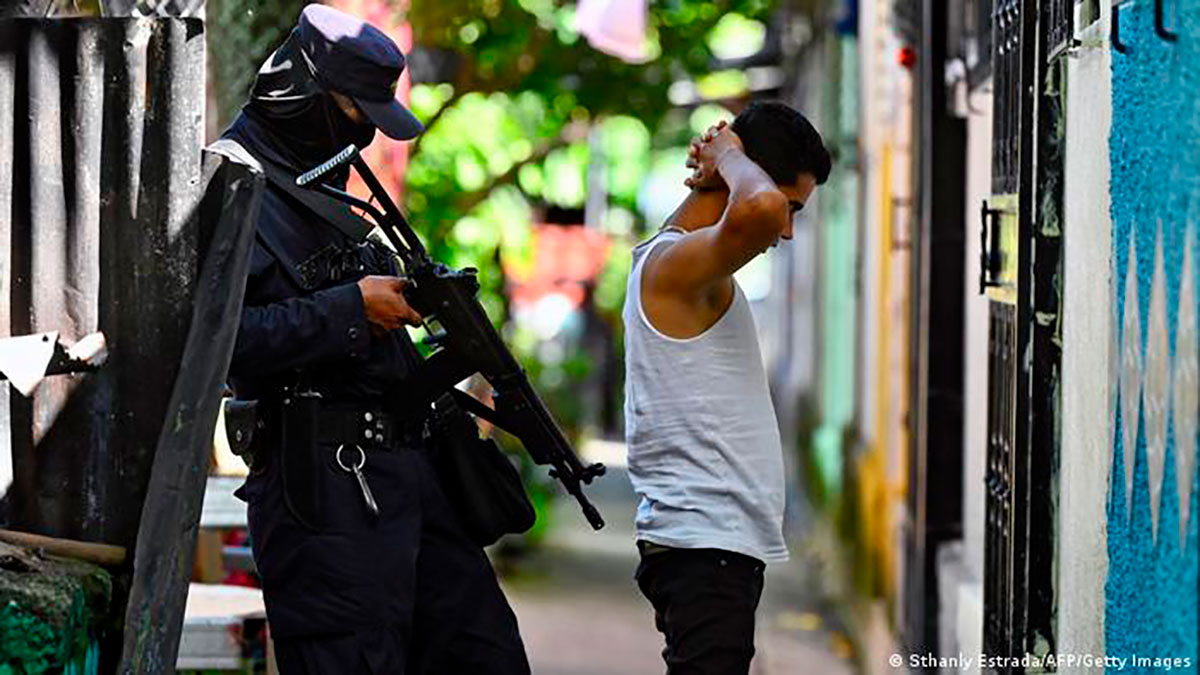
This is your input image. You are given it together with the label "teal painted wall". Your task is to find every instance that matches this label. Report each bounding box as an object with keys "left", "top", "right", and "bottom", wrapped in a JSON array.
[
  {"left": 1108, "top": 0, "right": 1200, "bottom": 668},
  {"left": 813, "top": 36, "right": 861, "bottom": 500}
]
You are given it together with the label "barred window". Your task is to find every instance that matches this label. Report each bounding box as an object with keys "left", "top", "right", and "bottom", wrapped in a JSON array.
[
  {"left": 991, "top": 0, "right": 1021, "bottom": 194},
  {"left": 1045, "top": 0, "right": 1075, "bottom": 60}
]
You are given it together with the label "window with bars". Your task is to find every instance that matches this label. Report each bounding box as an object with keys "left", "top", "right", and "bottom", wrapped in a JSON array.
[
  {"left": 991, "top": 0, "right": 1022, "bottom": 194},
  {"left": 984, "top": 302, "right": 1020, "bottom": 661},
  {"left": 1045, "top": 0, "right": 1075, "bottom": 60}
]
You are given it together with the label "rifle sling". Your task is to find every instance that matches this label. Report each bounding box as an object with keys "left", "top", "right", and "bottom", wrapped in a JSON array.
[
  {"left": 247, "top": 145, "right": 374, "bottom": 244},
  {"left": 449, "top": 389, "right": 516, "bottom": 435}
]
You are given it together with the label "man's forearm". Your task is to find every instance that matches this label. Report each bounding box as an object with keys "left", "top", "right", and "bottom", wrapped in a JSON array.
[
  {"left": 714, "top": 149, "right": 790, "bottom": 246},
  {"left": 716, "top": 148, "right": 779, "bottom": 205}
]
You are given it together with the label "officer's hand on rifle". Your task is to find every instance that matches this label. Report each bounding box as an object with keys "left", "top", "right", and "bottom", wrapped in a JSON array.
[{"left": 358, "top": 275, "right": 423, "bottom": 331}]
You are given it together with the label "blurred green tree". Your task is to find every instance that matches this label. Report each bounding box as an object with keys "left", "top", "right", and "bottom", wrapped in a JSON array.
[
  {"left": 208, "top": 0, "right": 772, "bottom": 243},
  {"left": 404, "top": 0, "right": 772, "bottom": 239}
]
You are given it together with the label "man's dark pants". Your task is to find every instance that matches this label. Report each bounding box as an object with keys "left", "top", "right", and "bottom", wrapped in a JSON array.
[
  {"left": 243, "top": 438, "right": 530, "bottom": 674},
  {"left": 635, "top": 545, "right": 766, "bottom": 675}
]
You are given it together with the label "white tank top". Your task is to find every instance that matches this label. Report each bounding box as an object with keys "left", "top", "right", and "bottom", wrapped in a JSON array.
[{"left": 623, "top": 230, "right": 788, "bottom": 563}]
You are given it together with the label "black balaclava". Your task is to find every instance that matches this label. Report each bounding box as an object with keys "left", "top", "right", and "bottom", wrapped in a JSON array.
[{"left": 238, "top": 29, "right": 377, "bottom": 176}]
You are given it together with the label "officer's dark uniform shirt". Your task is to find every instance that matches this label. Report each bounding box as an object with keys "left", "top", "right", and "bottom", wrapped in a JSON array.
[
  {"left": 224, "top": 120, "right": 417, "bottom": 403},
  {"left": 220, "top": 37, "right": 418, "bottom": 404}
]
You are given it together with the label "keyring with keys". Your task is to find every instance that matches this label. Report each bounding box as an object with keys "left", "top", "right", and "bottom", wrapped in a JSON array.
[{"left": 336, "top": 444, "right": 380, "bottom": 517}]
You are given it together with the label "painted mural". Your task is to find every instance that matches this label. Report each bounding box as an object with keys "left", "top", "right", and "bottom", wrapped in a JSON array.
[{"left": 1108, "top": 0, "right": 1200, "bottom": 666}]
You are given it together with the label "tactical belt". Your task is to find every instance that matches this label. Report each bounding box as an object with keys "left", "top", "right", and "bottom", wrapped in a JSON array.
[{"left": 316, "top": 407, "right": 423, "bottom": 450}]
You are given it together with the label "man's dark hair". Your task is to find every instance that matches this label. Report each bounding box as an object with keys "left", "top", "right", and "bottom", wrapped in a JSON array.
[{"left": 730, "top": 101, "right": 831, "bottom": 186}]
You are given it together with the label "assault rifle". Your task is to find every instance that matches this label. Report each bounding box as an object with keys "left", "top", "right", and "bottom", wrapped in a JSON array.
[{"left": 297, "top": 145, "right": 606, "bottom": 530}]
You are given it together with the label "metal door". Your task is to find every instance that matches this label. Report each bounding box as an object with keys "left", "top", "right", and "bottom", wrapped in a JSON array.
[
  {"left": 981, "top": 0, "right": 1066, "bottom": 668},
  {"left": 980, "top": 0, "right": 1035, "bottom": 667}
]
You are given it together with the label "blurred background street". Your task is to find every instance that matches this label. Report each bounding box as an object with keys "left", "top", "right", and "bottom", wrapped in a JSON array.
[{"left": 1, "top": 0, "right": 1199, "bottom": 673}]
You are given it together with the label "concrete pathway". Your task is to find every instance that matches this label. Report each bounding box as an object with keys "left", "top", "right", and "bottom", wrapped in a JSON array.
[{"left": 500, "top": 463, "right": 855, "bottom": 675}]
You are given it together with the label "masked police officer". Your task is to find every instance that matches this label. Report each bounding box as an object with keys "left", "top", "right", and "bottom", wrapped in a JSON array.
[{"left": 211, "top": 5, "right": 531, "bottom": 673}]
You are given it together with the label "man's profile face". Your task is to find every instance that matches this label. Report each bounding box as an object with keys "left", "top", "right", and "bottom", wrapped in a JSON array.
[{"left": 773, "top": 172, "right": 818, "bottom": 245}]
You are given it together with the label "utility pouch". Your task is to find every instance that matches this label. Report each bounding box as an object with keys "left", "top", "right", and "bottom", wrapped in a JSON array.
[
  {"left": 426, "top": 393, "right": 536, "bottom": 547},
  {"left": 223, "top": 398, "right": 261, "bottom": 467},
  {"left": 279, "top": 390, "right": 324, "bottom": 530}
]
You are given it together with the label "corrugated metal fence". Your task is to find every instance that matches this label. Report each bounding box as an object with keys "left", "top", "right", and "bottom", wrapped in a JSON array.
[
  {"left": 0, "top": 15, "right": 205, "bottom": 549},
  {"left": 1, "top": 17, "right": 263, "bottom": 670}
]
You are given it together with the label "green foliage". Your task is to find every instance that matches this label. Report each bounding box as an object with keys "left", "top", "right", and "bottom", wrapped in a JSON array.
[
  {"left": 706, "top": 12, "right": 767, "bottom": 59},
  {"left": 600, "top": 116, "right": 652, "bottom": 204},
  {"left": 206, "top": 0, "right": 302, "bottom": 129},
  {"left": 594, "top": 242, "right": 633, "bottom": 314},
  {"left": 403, "top": 0, "right": 773, "bottom": 227}
]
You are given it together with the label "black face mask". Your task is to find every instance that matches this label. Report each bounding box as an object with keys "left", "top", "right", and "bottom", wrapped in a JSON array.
[
  {"left": 322, "top": 93, "right": 377, "bottom": 153},
  {"left": 241, "top": 30, "right": 377, "bottom": 174}
]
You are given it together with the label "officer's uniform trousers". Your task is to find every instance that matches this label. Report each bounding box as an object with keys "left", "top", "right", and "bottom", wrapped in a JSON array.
[{"left": 240, "top": 432, "right": 530, "bottom": 674}]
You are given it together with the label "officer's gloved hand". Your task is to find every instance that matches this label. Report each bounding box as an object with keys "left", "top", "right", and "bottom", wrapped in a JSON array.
[{"left": 358, "top": 275, "right": 423, "bottom": 333}]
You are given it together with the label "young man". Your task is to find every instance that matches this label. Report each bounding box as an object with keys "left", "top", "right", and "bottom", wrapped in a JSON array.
[{"left": 623, "top": 101, "right": 830, "bottom": 674}]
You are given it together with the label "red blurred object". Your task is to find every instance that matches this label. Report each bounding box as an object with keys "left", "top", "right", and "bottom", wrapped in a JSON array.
[
  {"left": 897, "top": 46, "right": 917, "bottom": 69},
  {"left": 222, "top": 529, "right": 259, "bottom": 588},
  {"left": 506, "top": 225, "right": 611, "bottom": 309}
]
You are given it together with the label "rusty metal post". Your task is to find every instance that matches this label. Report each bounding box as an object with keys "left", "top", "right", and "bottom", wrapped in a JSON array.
[{"left": 119, "top": 151, "right": 262, "bottom": 675}]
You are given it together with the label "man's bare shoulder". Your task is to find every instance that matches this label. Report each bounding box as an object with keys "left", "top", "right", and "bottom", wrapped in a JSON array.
[{"left": 639, "top": 232, "right": 735, "bottom": 339}]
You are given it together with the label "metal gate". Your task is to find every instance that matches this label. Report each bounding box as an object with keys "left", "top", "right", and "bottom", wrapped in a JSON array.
[
  {"left": 980, "top": 0, "right": 1035, "bottom": 667},
  {"left": 980, "top": 0, "right": 1064, "bottom": 668}
]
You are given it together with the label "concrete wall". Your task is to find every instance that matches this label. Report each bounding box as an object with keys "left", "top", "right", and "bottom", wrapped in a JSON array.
[
  {"left": 1105, "top": 0, "right": 1199, "bottom": 665},
  {"left": 1059, "top": 3, "right": 1113, "bottom": 664},
  {"left": 935, "top": 80, "right": 993, "bottom": 672},
  {"left": 960, "top": 84, "right": 993, "bottom": 592}
]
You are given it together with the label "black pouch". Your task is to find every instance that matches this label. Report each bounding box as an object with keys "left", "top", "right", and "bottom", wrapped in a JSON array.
[
  {"left": 426, "top": 393, "right": 535, "bottom": 547},
  {"left": 279, "top": 390, "right": 324, "bottom": 530},
  {"left": 223, "top": 398, "right": 261, "bottom": 467}
]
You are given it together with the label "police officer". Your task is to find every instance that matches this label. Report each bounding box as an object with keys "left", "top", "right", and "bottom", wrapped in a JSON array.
[{"left": 212, "top": 5, "right": 531, "bottom": 673}]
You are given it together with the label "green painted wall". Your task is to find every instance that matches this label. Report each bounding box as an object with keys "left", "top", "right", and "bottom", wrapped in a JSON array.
[{"left": 812, "top": 35, "right": 861, "bottom": 502}]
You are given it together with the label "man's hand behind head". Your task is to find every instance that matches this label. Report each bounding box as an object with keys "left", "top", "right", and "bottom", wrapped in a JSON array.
[
  {"left": 685, "top": 121, "right": 743, "bottom": 191},
  {"left": 358, "top": 275, "right": 423, "bottom": 332}
]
